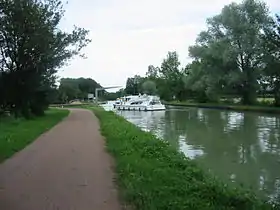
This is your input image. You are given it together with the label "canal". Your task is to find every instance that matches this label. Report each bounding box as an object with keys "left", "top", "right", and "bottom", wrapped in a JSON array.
[{"left": 111, "top": 106, "right": 280, "bottom": 202}]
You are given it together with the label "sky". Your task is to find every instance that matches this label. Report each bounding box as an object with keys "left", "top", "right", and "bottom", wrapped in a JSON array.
[{"left": 59, "top": 0, "right": 280, "bottom": 91}]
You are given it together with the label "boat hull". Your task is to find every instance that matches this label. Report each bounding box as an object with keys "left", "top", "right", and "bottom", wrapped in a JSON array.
[{"left": 115, "top": 104, "right": 165, "bottom": 111}]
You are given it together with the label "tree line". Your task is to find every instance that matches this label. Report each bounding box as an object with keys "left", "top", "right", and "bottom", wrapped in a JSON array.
[
  {"left": 53, "top": 77, "right": 102, "bottom": 103},
  {"left": 124, "top": 0, "right": 280, "bottom": 106},
  {"left": 0, "top": 0, "right": 90, "bottom": 118},
  {"left": 52, "top": 77, "right": 125, "bottom": 103}
]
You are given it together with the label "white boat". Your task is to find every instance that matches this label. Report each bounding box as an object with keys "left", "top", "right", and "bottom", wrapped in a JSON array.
[
  {"left": 114, "top": 94, "right": 166, "bottom": 111},
  {"left": 100, "top": 100, "right": 116, "bottom": 111}
]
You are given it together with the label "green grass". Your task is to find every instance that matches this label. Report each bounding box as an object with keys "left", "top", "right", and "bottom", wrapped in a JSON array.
[
  {"left": 0, "top": 109, "right": 69, "bottom": 162},
  {"left": 91, "top": 107, "right": 277, "bottom": 210}
]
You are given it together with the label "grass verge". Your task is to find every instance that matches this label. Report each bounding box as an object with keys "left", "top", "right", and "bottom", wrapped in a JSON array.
[
  {"left": 91, "top": 107, "right": 277, "bottom": 210},
  {"left": 0, "top": 108, "right": 69, "bottom": 162},
  {"left": 165, "top": 101, "right": 280, "bottom": 114}
]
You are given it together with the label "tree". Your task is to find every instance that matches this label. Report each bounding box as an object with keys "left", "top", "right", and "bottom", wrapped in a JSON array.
[
  {"left": 184, "top": 61, "right": 211, "bottom": 102},
  {"left": 262, "top": 15, "right": 280, "bottom": 106},
  {"left": 159, "top": 51, "right": 185, "bottom": 100},
  {"left": 58, "top": 78, "right": 102, "bottom": 102},
  {"left": 0, "top": 0, "right": 91, "bottom": 117},
  {"left": 146, "top": 65, "right": 159, "bottom": 79},
  {"left": 187, "top": 34, "right": 240, "bottom": 102},
  {"left": 160, "top": 51, "right": 181, "bottom": 80},
  {"left": 103, "top": 88, "right": 125, "bottom": 100},
  {"left": 187, "top": 0, "right": 272, "bottom": 104},
  {"left": 125, "top": 75, "right": 144, "bottom": 95},
  {"left": 142, "top": 80, "right": 157, "bottom": 95},
  {"left": 125, "top": 77, "right": 136, "bottom": 95}
]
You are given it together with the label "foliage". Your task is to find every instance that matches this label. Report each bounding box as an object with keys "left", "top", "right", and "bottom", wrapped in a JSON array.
[
  {"left": 186, "top": 0, "right": 272, "bottom": 105},
  {"left": 103, "top": 89, "right": 125, "bottom": 101},
  {"left": 141, "top": 80, "right": 157, "bottom": 95},
  {"left": 262, "top": 15, "right": 280, "bottom": 106},
  {"left": 159, "top": 51, "right": 186, "bottom": 100},
  {"left": 121, "top": 0, "right": 280, "bottom": 107},
  {"left": 146, "top": 65, "right": 159, "bottom": 79},
  {"left": 92, "top": 107, "right": 276, "bottom": 210},
  {"left": 125, "top": 75, "right": 144, "bottom": 95},
  {"left": 0, "top": 108, "right": 69, "bottom": 161},
  {"left": 124, "top": 52, "right": 186, "bottom": 101},
  {"left": 0, "top": 0, "right": 90, "bottom": 118},
  {"left": 57, "top": 77, "right": 102, "bottom": 103}
]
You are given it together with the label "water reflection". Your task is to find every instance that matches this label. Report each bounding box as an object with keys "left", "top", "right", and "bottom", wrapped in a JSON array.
[{"left": 117, "top": 107, "right": 280, "bottom": 202}]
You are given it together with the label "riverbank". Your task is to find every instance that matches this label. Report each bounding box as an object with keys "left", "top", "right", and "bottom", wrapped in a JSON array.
[
  {"left": 49, "top": 103, "right": 91, "bottom": 108},
  {"left": 91, "top": 107, "right": 276, "bottom": 210},
  {"left": 0, "top": 109, "right": 69, "bottom": 162},
  {"left": 164, "top": 101, "right": 280, "bottom": 114}
]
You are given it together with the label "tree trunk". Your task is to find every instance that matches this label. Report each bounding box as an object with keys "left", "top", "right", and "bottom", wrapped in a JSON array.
[
  {"left": 241, "top": 83, "right": 257, "bottom": 105},
  {"left": 274, "top": 88, "right": 280, "bottom": 107},
  {"left": 241, "top": 68, "right": 257, "bottom": 105}
]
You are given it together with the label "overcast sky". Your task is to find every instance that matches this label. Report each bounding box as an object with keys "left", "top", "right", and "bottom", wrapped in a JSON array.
[{"left": 59, "top": 0, "right": 280, "bottom": 90}]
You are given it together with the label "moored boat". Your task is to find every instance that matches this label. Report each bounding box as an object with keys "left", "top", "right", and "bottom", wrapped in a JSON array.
[{"left": 114, "top": 94, "right": 165, "bottom": 111}]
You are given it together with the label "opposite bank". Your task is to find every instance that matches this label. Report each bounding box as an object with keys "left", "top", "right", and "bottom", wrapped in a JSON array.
[{"left": 164, "top": 101, "right": 280, "bottom": 114}]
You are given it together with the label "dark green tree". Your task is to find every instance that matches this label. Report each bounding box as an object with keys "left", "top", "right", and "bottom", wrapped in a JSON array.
[
  {"left": 58, "top": 78, "right": 102, "bottom": 102},
  {"left": 125, "top": 75, "right": 144, "bottom": 95},
  {"left": 146, "top": 65, "right": 159, "bottom": 79},
  {"left": 159, "top": 51, "right": 185, "bottom": 101},
  {"left": 186, "top": 0, "right": 272, "bottom": 104},
  {"left": 141, "top": 80, "right": 157, "bottom": 95},
  {"left": 262, "top": 15, "right": 280, "bottom": 106},
  {"left": 0, "top": 0, "right": 91, "bottom": 117}
]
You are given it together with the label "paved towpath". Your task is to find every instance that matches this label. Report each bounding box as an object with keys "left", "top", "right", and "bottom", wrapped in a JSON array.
[{"left": 0, "top": 109, "right": 121, "bottom": 210}]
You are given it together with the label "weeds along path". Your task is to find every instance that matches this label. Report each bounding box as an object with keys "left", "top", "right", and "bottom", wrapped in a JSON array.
[{"left": 0, "top": 108, "right": 121, "bottom": 210}]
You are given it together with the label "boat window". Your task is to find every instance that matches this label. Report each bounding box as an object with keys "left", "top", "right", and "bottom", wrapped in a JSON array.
[
  {"left": 149, "top": 100, "right": 160, "bottom": 105},
  {"left": 131, "top": 101, "right": 143, "bottom": 105}
]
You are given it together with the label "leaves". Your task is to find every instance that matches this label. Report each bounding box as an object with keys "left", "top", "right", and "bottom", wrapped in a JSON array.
[
  {"left": 141, "top": 80, "right": 157, "bottom": 95},
  {"left": 58, "top": 78, "right": 102, "bottom": 102},
  {"left": 121, "top": 0, "right": 280, "bottom": 106},
  {"left": 262, "top": 14, "right": 280, "bottom": 105},
  {"left": 185, "top": 0, "right": 273, "bottom": 104},
  {"left": 0, "top": 0, "right": 91, "bottom": 117}
]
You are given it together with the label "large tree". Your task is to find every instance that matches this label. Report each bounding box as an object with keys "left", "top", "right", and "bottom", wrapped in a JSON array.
[
  {"left": 187, "top": 0, "right": 272, "bottom": 104},
  {"left": 125, "top": 75, "right": 144, "bottom": 95},
  {"left": 0, "top": 0, "right": 90, "bottom": 117},
  {"left": 141, "top": 80, "right": 157, "bottom": 95},
  {"left": 159, "top": 51, "right": 185, "bottom": 100},
  {"left": 262, "top": 15, "right": 280, "bottom": 105},
  {"left": 187, "top": 33, "right": 240, "bottom": 102},
  {"left": 146, "top": 65, "right": 159, "bottom": 79}
]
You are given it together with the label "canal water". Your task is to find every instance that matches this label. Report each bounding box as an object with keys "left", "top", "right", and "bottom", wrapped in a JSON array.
[{"left": 103, "top": 104, "right": 280, "bottom": 201}]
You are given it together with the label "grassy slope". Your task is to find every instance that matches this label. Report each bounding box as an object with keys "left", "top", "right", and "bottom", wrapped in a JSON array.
[
  {"left": 92, "top": 107, "right": 276, "bottom": 210},
  {"left": 0, "top": 109, "right": 69, "bottom": 161}
]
